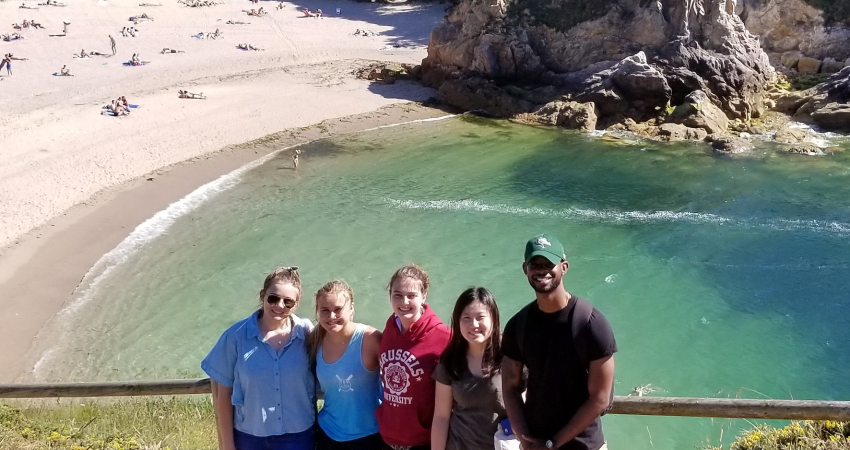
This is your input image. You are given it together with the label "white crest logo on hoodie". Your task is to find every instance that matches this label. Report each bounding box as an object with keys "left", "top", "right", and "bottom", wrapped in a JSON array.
[{"left": 384, "top": 362, "right": 411, "bottom": 395}]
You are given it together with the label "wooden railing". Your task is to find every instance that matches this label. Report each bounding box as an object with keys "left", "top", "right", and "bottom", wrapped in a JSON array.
[{"left": 1, "top": 378, "right": 849, "bottom": 421}]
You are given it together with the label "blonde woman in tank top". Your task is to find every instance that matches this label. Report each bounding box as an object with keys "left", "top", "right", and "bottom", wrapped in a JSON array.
[{"left": 309, "top": 280, "right": 383, "bottom": 450}]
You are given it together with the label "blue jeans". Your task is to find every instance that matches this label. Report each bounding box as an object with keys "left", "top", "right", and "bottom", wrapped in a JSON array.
[{"left": 234, "top": 426, "right": 315, "bottom": 450}]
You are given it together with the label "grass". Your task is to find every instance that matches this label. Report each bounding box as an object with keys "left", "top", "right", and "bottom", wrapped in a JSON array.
[
  {"left": 707, "top": 421, "right": 850, "bottom": 450},
  {"left": 0, "top": 397, "right": 217, "bottom": 450}
]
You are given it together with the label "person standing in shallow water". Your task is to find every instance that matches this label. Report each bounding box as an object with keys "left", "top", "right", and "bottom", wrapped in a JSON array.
[
  {"left": 201, "top": 266, "right": 316, "bottom": 450},
  {"left": 292, "top": 149, "right": 301, "bottom": 169},
  {"left": 502, "top": 234, "right": 617, "bottom": 450},
  {"left": 309, "top": 280, "right": 383, "bottom": 450},
  {"left": 376, "top": 264, "right": 451, "bottom": 450},
  {"left": 431, "top": 287, "right": 506, "bottom": 450}
]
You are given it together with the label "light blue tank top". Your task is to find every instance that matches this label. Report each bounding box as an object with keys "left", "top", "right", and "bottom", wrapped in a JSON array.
[{"left": 317, "top": 324, "right": 382, "bottom": 441}]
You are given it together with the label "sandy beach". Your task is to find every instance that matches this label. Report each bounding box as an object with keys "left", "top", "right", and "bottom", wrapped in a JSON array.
[{"left": 0, "top": 0, "right": 448, "bottom": 382}]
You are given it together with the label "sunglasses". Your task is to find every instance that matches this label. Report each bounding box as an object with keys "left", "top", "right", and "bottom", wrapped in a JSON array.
[{"left": 267, "top": 294, "right": 297, "bottom": 309}]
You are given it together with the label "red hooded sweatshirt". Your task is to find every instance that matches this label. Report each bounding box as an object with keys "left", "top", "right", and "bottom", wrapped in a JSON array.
[{"left": 376, "top": 304, "right": 451, "bottom": 446}]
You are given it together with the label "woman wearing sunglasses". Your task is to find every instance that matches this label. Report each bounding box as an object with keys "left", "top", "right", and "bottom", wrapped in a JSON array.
[{"left": 202, "top": 266, "right": 316, "bottom": 450}]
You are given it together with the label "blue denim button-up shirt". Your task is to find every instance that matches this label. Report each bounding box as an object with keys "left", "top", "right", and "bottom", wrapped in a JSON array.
[{"left": 202, "top": 311, "right": 316, "bottom": 437}]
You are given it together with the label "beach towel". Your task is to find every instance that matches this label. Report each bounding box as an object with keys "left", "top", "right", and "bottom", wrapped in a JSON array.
[
  {"left": 52, "top": 73, "right": 73, "bottom": 76},
  {"left": 191, "top": 33, "right": 204, "bottom": 38},
  {"left": 129, "top": 104, "right": 140, "bottom": 108},
  {"left": 122, "top": 61, "right": 150, "bottom": 66}
]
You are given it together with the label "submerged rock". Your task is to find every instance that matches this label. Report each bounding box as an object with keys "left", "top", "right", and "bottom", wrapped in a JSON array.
[
  {"left": 707, "top": 134, "right": 754, "bottom": 154},
  {"left": 781, "top": 144, "right": 825, "bottom": 156},
  {"left": 658, "top": 123, "right": 708, "bottom": 141}
]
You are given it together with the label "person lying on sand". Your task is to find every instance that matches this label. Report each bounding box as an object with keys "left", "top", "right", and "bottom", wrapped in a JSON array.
[
  {"left": 302, "top": 8, "right": 314, "bottom": 17},
  {"left": 178, "top": 90, "right": 206, "bottom": 99},
  {"left": 139, "top": 2, "right": 163, "bottom": 6},
  {"left": 38, "top": 0, "right": 66, "bottom": 6},
  {"left": 30, "top": 20, "right": 45, "bottom": 29},
  {"left": 130, "top": 13, "right": 153, "bottom": 22},
  {"left": 226, "top": 20, "right": 250, "bottom": 25},
  {"left": 2, "top": 33, "right": 26, "bottom": 41},
  {"left": 160, "top": 47, "right": 185, "bottom": 54},
  {"left": 20, "top": 3, "right": 39, "bottom": 10},
  {"left": 237, "top": 43, "right": 263, "bottom": 51}
]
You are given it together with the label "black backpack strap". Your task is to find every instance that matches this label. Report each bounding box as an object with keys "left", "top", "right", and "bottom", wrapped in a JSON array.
[
  {"left": 570, "top": 297, "right": 594, "bottom": 367},
  {"left": 570, "top": 296, "right": 614, "bottom": 414},
  {"left": 514, "top": 301, "right": 535, "bottom": 361}
]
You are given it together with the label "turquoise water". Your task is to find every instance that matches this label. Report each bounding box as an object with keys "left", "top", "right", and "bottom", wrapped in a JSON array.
[{"left": 30, "top": 116, "right": 850, "bottom": 449}]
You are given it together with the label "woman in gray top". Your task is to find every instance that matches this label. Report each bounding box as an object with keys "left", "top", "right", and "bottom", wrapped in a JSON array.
[{"left": 432, "top": 287, "right": 507, "bottom": 450}]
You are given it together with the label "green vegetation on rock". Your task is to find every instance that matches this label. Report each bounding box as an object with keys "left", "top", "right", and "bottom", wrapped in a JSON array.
[
  {"left": 507, "top": 0, "right": 619, "bottom": 31},
  {"left": 706, "top": 420, "right": 850, "bottom": 450},
  {"left": 790, "top": 72, "right": 832, "bottom": 91}
]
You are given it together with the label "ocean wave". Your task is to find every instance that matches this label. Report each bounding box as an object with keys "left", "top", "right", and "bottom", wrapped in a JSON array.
[
  {"left": 383, "top": 198, "right": 850, "bottom": 235},
  {"left": 30, "top": 146, "right": 292, "bottom": 378}
]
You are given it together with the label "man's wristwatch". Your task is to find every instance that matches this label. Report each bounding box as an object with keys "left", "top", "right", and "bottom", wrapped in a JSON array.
[{"left": 545, "top": 439, "right": 555, "bottom": 449}]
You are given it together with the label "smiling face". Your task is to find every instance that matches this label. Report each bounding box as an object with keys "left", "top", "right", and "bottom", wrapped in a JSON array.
[
  {"left": 390, "top": 276, "right": 426, "bottom": 330},
  {"left": 317, "top": 291, "right": 352, "bottom": 334},
  {"left": 459, "top": 301, "right": 493, "bottom": 345},
  {"left": 524, "top": 255, "right": 568, "bottom": 294},
  {"left": 260, "top": 281, "right": 300, "bottom": 323}
]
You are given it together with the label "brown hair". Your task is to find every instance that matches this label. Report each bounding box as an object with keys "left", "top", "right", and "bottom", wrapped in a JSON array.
[
  {"left": 258, "top": 266, "right": 302, "bottom": 317},
  {"left": 387, "top": 264, "right": 430, "bottom": 295},
  {"left": 308, "top": 280, "right": 354, "bottom": 371}
]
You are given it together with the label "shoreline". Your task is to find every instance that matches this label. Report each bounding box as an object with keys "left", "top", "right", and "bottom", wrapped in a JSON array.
[
  {"left": 0, "top": 102, "right": 453, "bottom": 384},
  {"left": 0, "top": 0, "right": 449, "bottom": 383}
]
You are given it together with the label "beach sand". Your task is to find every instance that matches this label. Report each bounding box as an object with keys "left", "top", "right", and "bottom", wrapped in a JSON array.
[{"left": 0, "top": 0, "right": 449, "bottom": 382}]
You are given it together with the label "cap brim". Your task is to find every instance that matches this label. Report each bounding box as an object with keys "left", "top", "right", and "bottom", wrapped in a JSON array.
[{"left": 526, "top": 250, "right": 562, "bottom": 265}]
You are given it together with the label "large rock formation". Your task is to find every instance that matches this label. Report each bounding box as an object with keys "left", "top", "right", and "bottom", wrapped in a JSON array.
[
  {"left": 738, "top": 0, "right": 850, "bottom": 61},
  {"left": 421, "top": 0, "right": 777, "bottom": 130}
]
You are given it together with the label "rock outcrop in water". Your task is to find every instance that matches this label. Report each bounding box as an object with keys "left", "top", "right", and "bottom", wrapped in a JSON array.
[
  {"left": 775, "top": 66, "right": 850, "bottom": 132},
  {"left": 420, "top": 0, "right": 777, "bottom": 133}
]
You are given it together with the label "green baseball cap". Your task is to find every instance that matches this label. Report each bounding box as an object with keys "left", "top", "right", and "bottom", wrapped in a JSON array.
[{"left": 524, "top": 234, "right": 566, "bottom": 264}]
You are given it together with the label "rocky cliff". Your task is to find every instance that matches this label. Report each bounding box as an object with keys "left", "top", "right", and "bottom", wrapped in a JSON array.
[
  {"left": 421, "top": 0, "right": 777, "bottom": 129},
  {"left": 738, "top": 0, "right": 850, "bottom": 60}
]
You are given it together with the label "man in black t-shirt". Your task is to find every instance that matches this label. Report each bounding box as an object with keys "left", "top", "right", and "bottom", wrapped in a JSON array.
[{"left": 502, "top": 234, "right": 617, "bottom": 450}]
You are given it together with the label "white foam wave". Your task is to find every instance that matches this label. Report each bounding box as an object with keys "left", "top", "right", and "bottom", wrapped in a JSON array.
[
  {"left": 359, "top": 114, "right": 456, "bottom": 133},
  {"left": 383, "top": 198, "right": 850, "bottom": 235},
  {"left": 31, "top": 145, "right": 294, "bottom": 377}
]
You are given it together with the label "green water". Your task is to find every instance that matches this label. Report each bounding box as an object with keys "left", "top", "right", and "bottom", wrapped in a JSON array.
[{"left": 31, "top": 116, "right": 850, "bottom": 449}]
